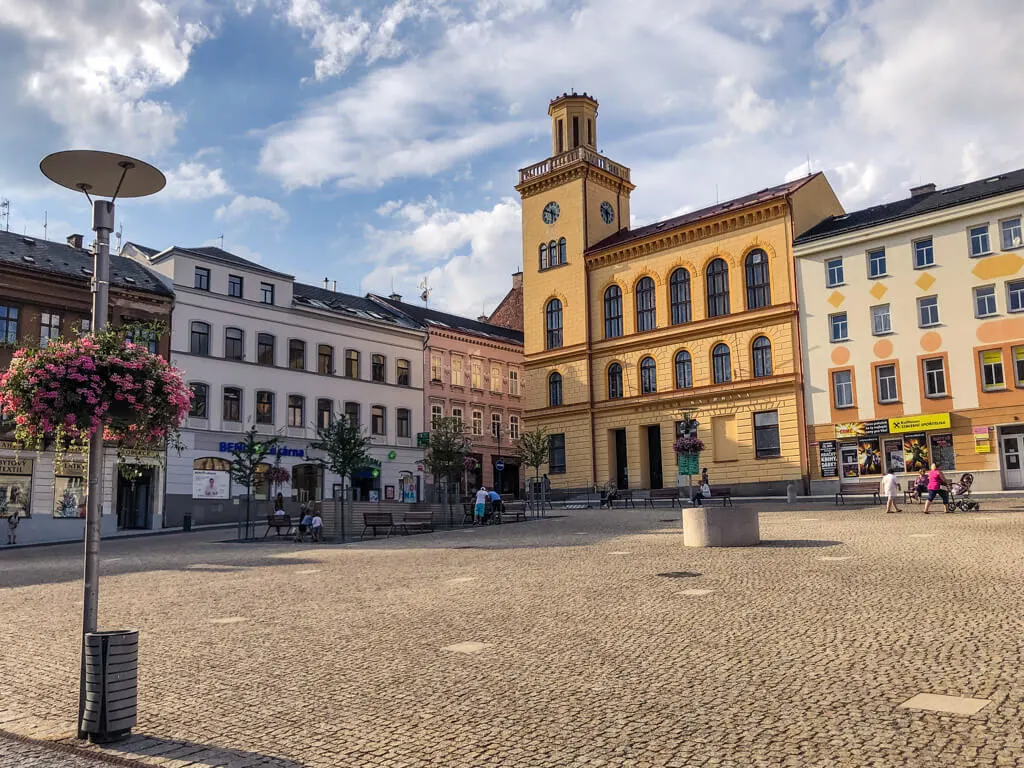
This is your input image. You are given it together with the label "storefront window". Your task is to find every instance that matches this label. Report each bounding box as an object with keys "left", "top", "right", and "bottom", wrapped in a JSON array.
[
  {"left": 192, "top": 457, "right": 231, "bottom": 500},
  {"left": 857, "top": 438, "right": 882, "bottom": 476},
  {"left": 0, "top": 457, "right": 33, "bottom": 518},
  {"left": 903, "top": 433, "right": 930, "bottom": 473},
  {"left": 53, "top": 460, "right": 88, "bottom": 518},
  {"left": 930, "top": 433, "right": 955, "bottom": 471},
  {"left": 883, "top": 439, "right": 905, "bottom": 473},
  {"left": 839, "top": 444, "right": 860, "bottom": 478},
  {"left": 291, "top": 463, "right": 323, "bottom": 503},
  {"left": 253, "top": 462, "right": 272, "bottom": 501}
]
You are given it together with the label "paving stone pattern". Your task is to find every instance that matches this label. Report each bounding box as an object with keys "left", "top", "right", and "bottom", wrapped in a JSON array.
[{"left": 2, "top": 503, "right": 1024, "bottom": 767}]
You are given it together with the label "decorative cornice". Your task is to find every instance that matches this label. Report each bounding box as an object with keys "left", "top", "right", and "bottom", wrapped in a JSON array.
[{"left": 516, "top": 155, "right": 635, "bottom": 200}]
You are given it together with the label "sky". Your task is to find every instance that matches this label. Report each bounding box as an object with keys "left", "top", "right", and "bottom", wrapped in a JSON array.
[{"left": 1, "top": 0, "right": 1022, "bottom": 317}]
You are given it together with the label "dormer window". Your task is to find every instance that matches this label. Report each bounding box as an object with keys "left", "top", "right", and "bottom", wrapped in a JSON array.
[{"left": 260, "top": 282, "right": 274, "bottom": 305}]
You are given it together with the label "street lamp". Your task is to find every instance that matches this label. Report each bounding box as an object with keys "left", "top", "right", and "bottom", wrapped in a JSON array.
[{"left": 40, "top": 150, "right": 165, "bottom": 740}]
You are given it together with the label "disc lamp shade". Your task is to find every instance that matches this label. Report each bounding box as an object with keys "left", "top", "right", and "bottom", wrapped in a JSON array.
[{"left": 40, "top": 150, "right": 165, "bottom": 199}]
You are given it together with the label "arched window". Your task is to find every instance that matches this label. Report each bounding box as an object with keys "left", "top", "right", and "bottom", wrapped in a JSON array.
[
  {"left": 670, "top": 268, "right": 691, "bottom": 325},
  {"left": 548, "top": 372, "right": 563, "bottom": 406},
  {"left": 752, "top": 336, "right": 773, "bottom": 378},
  {"left": 745, "top": 249, "right": 771, "bottom": 309},
  {"left": 640, "top": 356, "right": 657, "bottom": 394},
  {"left": 604, "top": 285, "right": 623, "bottom": 338},
  {"left": 674, "top": 350, "right": 693, "bottom": 389},
  {"left": 545, "top": 299, "right": 563, "bottom": 349},
  {"left": 549, "top": 240, "right": 559, "bottom": 266},
  {"left": 706, "top": 259, "right": 730, "bottom": 317},
  {"left": 539, "top": 243, "right": 548, "bottom": 270},
  {"left": 558, "top": 237, "right": 567, "bottom": 265},
  {"left": 608, "top": 363, "right": 623, "bottom": 399},
  {"left": 712, "top": 343, "right": 732, "bottom": 384},
  {"left": 636, "top": 276, "right": 656, "bottom": 332}
]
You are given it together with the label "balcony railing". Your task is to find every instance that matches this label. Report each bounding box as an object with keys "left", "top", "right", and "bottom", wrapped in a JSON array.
[{"left": 518, "top": 146, "right": 630, "bottom": 184}]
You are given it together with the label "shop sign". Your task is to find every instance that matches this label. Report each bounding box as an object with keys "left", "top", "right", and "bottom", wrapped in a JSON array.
[
  {"left": 193, "top": 470, "right": 230, "bottom": 499},
  {"left": 818, "top": 441, "right": 838, "bottom": 478},
  {"left": 888, "top": 413, "right": 951, "bottom": 434},
  {"left": 0, "top": 456, "right": 34, "bottom": 476},
  {"left": 973, "top": 426, "right": 991, "bottom": 454},
  {"left": 416, "top": 432, "right": 430, "bottom": 448},
  {"left": 218, "top": 442, "right": 304, "bottom": 457},
  {"left": 835, "top": 419, "right": 888, "bottom": 438},
  {"left": 0, "top": 440, "right": 18, "bottom": 451}
]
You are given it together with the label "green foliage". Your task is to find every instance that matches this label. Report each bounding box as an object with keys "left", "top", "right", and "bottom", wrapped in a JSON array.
[
  {"left": 229, "top": 425, "right": 278, "bottom": 490},
  {"left": 309, "top": 415, "right": 374, "bottom": 482},
  {"left": 517, "top": 426, "right": 549, "bottom": 480},
  {"left": 423, "top": 416, "right": 472, "bottom": 483}
]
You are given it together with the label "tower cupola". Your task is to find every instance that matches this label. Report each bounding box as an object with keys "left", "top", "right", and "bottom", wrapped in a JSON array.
[{"left": 548, "top": 92, "right": 599, "bottom": 155}]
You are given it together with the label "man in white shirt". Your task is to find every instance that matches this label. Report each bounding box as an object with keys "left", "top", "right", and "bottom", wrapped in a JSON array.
[
  {"left": 881, "top": 471, "right": 902, "bottom": 514},
  {"left": 474, "top": 487, "right": 489, "bottom": 525}
]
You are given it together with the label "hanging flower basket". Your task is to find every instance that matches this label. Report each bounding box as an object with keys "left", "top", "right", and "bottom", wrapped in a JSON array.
[
  {"left": 673, "top": 437, "right": 705, "bottom": 455},
  {"left": 266, "top": 465, "right": 291, "bottom": 487},
  {"left": 0, "top": 327, "right": 191, "bottom": 462},
  {"left": 463, "top": 456, "right": 479, "bottom": 471}
]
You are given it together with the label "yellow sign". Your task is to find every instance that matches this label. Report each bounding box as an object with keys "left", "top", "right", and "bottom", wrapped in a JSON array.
[
  {"left": 973, "top": 426, "right": 991, "bottom": 454},
  {"left": 888, "top": 413, "right": 951, "bottom": 434}
]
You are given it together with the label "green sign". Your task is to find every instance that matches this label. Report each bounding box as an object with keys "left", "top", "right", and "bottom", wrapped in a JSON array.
[
  {"left": 416, "top": 432, "right": 430, "bottom": 448},
  {"left": 372, "top": 468, "right": 380, "bottom": 479},
  {"left": 387, "top": 450, "right": 397, "bottom": 460},
  {"left": 676, "top": 453, "right": 699, "bottom": 475}
]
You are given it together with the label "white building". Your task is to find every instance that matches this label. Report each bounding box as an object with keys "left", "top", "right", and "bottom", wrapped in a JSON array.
[{"left": 122, "top": 243, "right": 427, "bottom": 525}]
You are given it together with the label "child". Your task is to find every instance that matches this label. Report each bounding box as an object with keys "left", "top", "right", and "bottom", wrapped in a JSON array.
[
  {"left": 881, "top": 470, "right": 902, "bottom": 513},
  {"left": 311, "top": 505, "right": 323, "bottom": 542}
]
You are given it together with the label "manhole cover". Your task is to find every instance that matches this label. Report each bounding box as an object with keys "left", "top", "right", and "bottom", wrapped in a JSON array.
[{"left": 657, "top": 571, "right": 701, "bottom": 578}]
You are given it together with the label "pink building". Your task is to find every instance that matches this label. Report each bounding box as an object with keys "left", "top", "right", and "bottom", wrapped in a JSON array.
[{"left": 375, "top": 283, "right": 525, "bottom": 495}]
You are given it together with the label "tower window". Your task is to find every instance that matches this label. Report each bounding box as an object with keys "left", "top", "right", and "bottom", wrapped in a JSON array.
[
  {"left": 604, "top": 285, "right": 623, "bottom": 339},
  {"left": 572, "top": 116, "right": 580, "bottom": 148},
  {"left": 706, "top": 258, "right": 731, "bottom": 317},
  {"left": 670, "top": 268, "right": 691, "bottom": 325},
  {"left": 636, "top": 276, "right": 656, "bottom": 332},
  {"left": 557, "top": 119, "right": 564, "bottom": 153},
  {"left": 545, "top": 299, "right": 563, "bottom": 350},
  {"left": 539, "top": 243, "right": 548, "bottom": 270},
  {"left": 745, "top": 249, "right": 771, "bottom": 309},
  {"left": 587, "top": 119, "right": 593, "bottom": 146}
]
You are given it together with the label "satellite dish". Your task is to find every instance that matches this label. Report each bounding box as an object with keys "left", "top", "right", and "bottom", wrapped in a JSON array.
[{"left": 420, "top": 290, "right": 430, "bottom": 302}]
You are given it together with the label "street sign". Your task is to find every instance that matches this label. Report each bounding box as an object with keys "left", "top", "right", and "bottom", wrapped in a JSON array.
[
  {"left": 495, "top": 459, "right": 505, "bottom": 472},
  {"left": 416, "top": 432, "right": 430, "bottom": 447}
]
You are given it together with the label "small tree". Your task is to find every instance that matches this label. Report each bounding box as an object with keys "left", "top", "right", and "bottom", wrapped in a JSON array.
[
  {"left": 423, "top": 416, "right": 472, "bottom": 524},
  {"left": 517, "top": 426, "right": 549, "bottom": 505},
  {"left": 229, "top": 425, "right": 278, "bottom": 539},
  {"left": 309, "top": 414, "right": 374, "bottom": 540}
]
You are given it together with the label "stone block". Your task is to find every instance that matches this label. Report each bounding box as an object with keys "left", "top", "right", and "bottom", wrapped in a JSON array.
[{"left": 682, "top": 505, "right": 760, "bottom": 547}]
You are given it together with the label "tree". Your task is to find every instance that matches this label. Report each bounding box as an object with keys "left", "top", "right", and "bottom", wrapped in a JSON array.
[
  {"left": 228, "top": 425, "right": 278, "bottom": 539},
  {"left": 309, "top": 414, "right": 374, "bottom": 540},
  {"left": 422, "top": 416, "right": 472, "bottom": 524},
  {"left": 517, "top": 426, "right": 549, "bottom": 504}
]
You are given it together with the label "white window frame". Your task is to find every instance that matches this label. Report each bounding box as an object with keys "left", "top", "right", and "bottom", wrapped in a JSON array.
[
  {"left": 923, "top": 358, "right": 947, "bottom": 398},
  {"left": 490, "top": 364, "right": 503, "bottom": 393},
  {"left": 471, "top": 359, "right": 483, "bottom": 390},
  {"left": 867, "top": 248, "right": 887, "bottom": 279},
  {"left": 969, "top": 224, "right": 991, "bottom": 257},
  {"left": 870, "top": 304, "right": 892, "bottom": 335},
  {"left": 508, "top": 369, "right": 519, "bottom": 395},
  {"left": 1007, "top": 280, "right": 1024, "bottom": 313},
  {"left": 1013, "top": 346, "right": 1024, "bottom": 388},
  {"left": 829, "top": 312, "right": 848, "bottom": 343},
  {"left": 974, "top": 285, "right": 998, "bottom": 318},
  {"left": 491, "top": 412, "right": 502, "bottom": 438},
  {"left": 509, "top": 414, "right": 520, "bottom": 440},
  {"left": 451, "top": 356, "right": 463, "bottom": 387},
  {"left": 917, "top": 295, "right": 940, "bottom": 327},
  {"left": 913, "top": 237, "right": 934, "bottom": 269},
  {"left": 430, "top": 403, "right": 443, "bottom": 426},
  {"left": 1000, "top": 216, "right": 1023, "bottom": 250},
  {"left": 875, "top": 364, "right": 898, "bottom": 404},
  {"left": 833, "top": 370, "right": 853, "bottom": 409},
  {"left": 471, "top": 410, "right": 483, "bottom": 436},
  {"left": 826, "top": 258, "right": 844, "bottom": 288},
  {"left": 451, "top": 406, "right": 463, "bottom": 429},
  {"left": 981, "top": 350, "right": 1005, "bottom": 391}
]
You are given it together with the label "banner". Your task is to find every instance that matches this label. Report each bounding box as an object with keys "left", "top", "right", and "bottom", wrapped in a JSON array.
[
  {"left": 973, "top": 426, "right": 991, "bottom": 454},
  {"left": 193, "top": 470, "right": 230, "bottom": 499},
  {"left": 835, "top": 419, "right": 888, "bottom": 438},
  {"left": 889, "top": 413, "right": 951, "bottom": 434},
  {"left": 818, "top": 441, "right": 838, "bottom": 478},
  {"left": 903, "top": 433, "right": 930, "bottom": 472}
]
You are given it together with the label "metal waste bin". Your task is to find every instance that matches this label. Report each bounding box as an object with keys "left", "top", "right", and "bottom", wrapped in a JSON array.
[
  {"left": 183, "top": 512, "right": 192, "bottom": 532},
  {"left": 81, "top": 630, "right": 138, "bottom": 742}
]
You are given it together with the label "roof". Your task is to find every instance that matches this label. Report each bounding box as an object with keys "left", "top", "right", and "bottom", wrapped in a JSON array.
[
  {"left": 0, "top": 231, "right": 173, "bottom": 297},
  {"left": 587, "top": 174, "right": 822, "bottom": 254},
  {"left": 122, "top": 241, "right": 160, "bottom": 259},
  {"left": 486, "top": 279, "right": 523, "bottom": 332},
  {"left": 138, "top": 243, "right": 293, "bottom": 279},
  {"left": 373, "top": 295, "right": 524, "bottom": 345},
  {"left": 292, "top": 282, "right": 422, "bottom": 331},
  {"left": 795, "top": 168, "right": 1024, "bottom": 244}
]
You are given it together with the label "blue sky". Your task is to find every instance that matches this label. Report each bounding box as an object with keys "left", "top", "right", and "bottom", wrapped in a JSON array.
[{"left": 1, "top": 0, "right": 1022, "bottom": 315}]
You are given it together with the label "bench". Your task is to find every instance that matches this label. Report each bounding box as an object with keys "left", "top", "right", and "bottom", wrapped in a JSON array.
[
  {"left": 400, "top": 510, "right": 434, "bottom": 534},
  {"left": 613, "top": 489, "right": 635, "bottom": 509},
  {"left": 360, "top": 511, "right": 395, "bottom": 539},
  {"left": 646, "top": 488, "right": 681, "bottom": 508},
  {"left": 499, "top": 502, "right": 527, "bottom": 523},
  {"left": 835, "top": 481, "right": 881, "bottom": 505},
  {"left": 263, "top": 514, "right": 292, "bottom": 538},
  {"left": 708, "top": 488, "right": 733, "bottom": 507}
]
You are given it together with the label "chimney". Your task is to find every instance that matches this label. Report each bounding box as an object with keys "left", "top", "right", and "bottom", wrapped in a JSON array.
[
  {"left": 909, "top": 183, "right": 936, "bottom": 198},
  {"left": 511, "top": 271, "right": 523, "bottom": 290},
  {"left": 67, "top": 233, "right": 84, "bottom": 249},
  {"left": 323, "top": 277, "right": 329, "bottom": 290},
  {"left": 333, "top": 280, "right": 337, "bottom": 292},
  {"left": 388, "top": 293, "right": 402, "bottom": 302},
  {"left": 478, "top": 314, "right": 489, "bottom": 322}
]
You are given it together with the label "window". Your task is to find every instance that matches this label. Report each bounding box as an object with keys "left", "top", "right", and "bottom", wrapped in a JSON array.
[
  {"left": 981, "top": 350, "right": 1005, "bottom": 391},
  {"left": 712, "top": 343, "right": 731, "bottom": 384},
  {"left": 969, "top": 224, "right": 991, "bottom": 256},
  {"left": 876, "top": 364, "right": 898, "bottom": 403},
  {"left": 558, "top": 237, "right": 567, "bottom": 266},
  {"left": 833, "top": 370, "right": 853, "bottom": 408},
  {"left": 471, "top": 359, "right": 483, "bottom": 389},
  {"left": 451, "top": 356, "right": 463, "bottom": 386},
  {"left": 125, "top": 325, "right": 158, "bottom": 353},
  {"left": 608, "top": 363, "right": 623, "bottom": 399},
  {"left": 228, "top": 274, "right": 243, "bottom": 298},
  {"left": 706, "top": 259, "right": 730, "bottom": 317},
  {"left": 508, "top": 369, "right": 519, "bottom": 395},
  {"left": 636, "top": 276, "right": 656, "bottom": 332},
  {"left": 490, "top": 364, "right": 502, "bottom": 393},
  {"left": 318, "top": 345, "right": 334, "bottom": 374},
  {"left": 451, "top": 407, "right": 463, "bottom": 429},
  {"left": 472, "top": 410, "right": 483, "bottom": 436},
  {"left": 372, "top": 354, "right": 386, "bottom": 383},
  {"left": 288, "top": 397, "right": 303, "bottom": 428},
  {"left": 223, "top": 387, "right": 241, "bottom": 422},
  {"left": 78, "top": 318, "right": 92, "bottom": 335},
  {"left": 868, "top": 248, "right": 886, "bottom": 278},
  {"left": 491, "top": 413, "right": 502, "bottom": 438},
  {"left": 346, "top": 350, "right": 360, "bottom": 379},
  {"left": 913, "top": 238, "right": 934, "bottom": 268},
  {"left": 1014, "top": 346, "right": 1024, "bottom": 387},
  {"left": 255, "top": 391, "right": 274, "bottom": 424},
  {"left": 545, "top": 298, "right": 563, "bottom": 349},
  {"left": 871, "top": 304, "right": 892, "bottom": 335},
  {"left": 975, "top": 285, "right": 997, "bottom": 317},
  {"left": 539, "top": 243, "right": 548, "bottom": 271},
  {"left": 39, "top": 312, "right": 61, "bottom": 347},
  {"left": 189, "top": 321, "right": 210, "bottom": 356},
  {"left": 918, "top": 296, "right": 940, "bottom": 327},
  {"left": 0, "top": 305, "right": 19, "bottom": 344},
  {"left": 260, "top": 282, "right": 275, "bottom": 304},
  {"left": 674, "top": 351, "right": 692, "bottom": 389},
  {"left": 189, "top": 383, "right": 208, "bottom": 418},
  {"left": 397, "top": 408, "right": 411, "bottom": 438},
  {"left": 1008, "top": 280, "right": 1024, "bottom": 313},
  {"left": 745, "top": 249, "right": 771, "bottom": 309},
  {"left": 509, "top": 415, "right": 520, "bottom": 440},
  {"left": 225, "top": 327, "right": 244, "bottom": 360},
  {"left": 752, "top": 336, "right": 772, "bottom": 378},
  {"left": 371, "top": 405, "right": 386, "bottom": 435},
  {"left": 669, "top": 268, "right": 692, "bottom": 325},
  {"left": 829, "top": 312, "right": 848, "bottom": 342},
  {"left": 430, "top": 403, "right": 443, "bottom": 426},
  {"left": 548, "top": 434, "right": 566, "bottom": 474},
  {"left": 397, "top": 359, "right": 410, "bottom": 386},
  {"left": 431, "top": 352, "right": 442, "bottom": 382},
  {"left": 289, "top": 339, "right": 306, "bottom": 370},
  {"left": 548, "top": 372, "right": 563, "bottom": 406},
  {"left": 344, "top": 401, "right": 360, "bottom": 427},
  {"left": 604, "top": 285, "right": 623, "bottom": 338},
  {"left": 826, "top": 258, "right": 844, "bottom": 287},
  {"left": 640, "top": 357, "right": 657, "bottom": 394},
  {"left": 316, "top": 398, "right": 333, "bottom": 430},
  {"left": 257, "top": 333, "right": 275, "bottom": 365},
  {"left": 923, "top": 358, "right": 947, "bottom": 397},
  {"left": 753, "top": 411, "right": 781, "bottom": 458},
  {"left": 1000, "top": 217, "right": 1023, "bottom": 250},
  {"left": 194, "top": 267, "right": 210, "bottom": 290},
  {"left": 549, "top": 240, "right": 558, "bottom": 268}
]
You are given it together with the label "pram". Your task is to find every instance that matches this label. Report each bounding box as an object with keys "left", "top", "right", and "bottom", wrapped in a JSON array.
[{"left": 948, "top": 473, "right": 980, "bottom": 512}]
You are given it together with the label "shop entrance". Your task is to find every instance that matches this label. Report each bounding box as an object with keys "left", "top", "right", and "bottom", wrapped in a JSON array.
[
  {"left": 491, "top": 457, "right": 520, "bottom": 497},
  {"left": 352, "top": 466, "right": 380, "bottom": 501},
  {"left": 646, "top": 425, "right": 663, "bottom": 490},
  {"left": 291, "top": 463, "right": 323, "bottom": 503},
  {"left": 613, "top": 429, "right": 628, "bottom": 489},
  {"left": 117, "top": 468, "right": 153, "bottom": 530},
  {"left": 1002, "top": 434, "right": 1024, "bottom": 489}
]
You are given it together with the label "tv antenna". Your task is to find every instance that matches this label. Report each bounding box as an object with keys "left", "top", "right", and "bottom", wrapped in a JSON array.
[
  {"left": 43, "top": 211, "right": 47, "bottom": 240},
  {"left": 217, "top": 233, "right": 224, "bottom": 249},
  {"left": 418, "top": 277, "right": 432, "bottom": 306},
  {"left": 115, "top": 223, "right": 123, "bottom": 252},
  {"left": 0, "top": 199, "right": 8, "bottom": 231}
]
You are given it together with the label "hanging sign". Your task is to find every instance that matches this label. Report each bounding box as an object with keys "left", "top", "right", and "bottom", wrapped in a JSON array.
[{"left": 676, "top": 453, "right": 699, "bottom": 475}]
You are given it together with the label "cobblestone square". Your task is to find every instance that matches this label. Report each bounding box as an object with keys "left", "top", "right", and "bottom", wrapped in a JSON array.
[{"left": 2, "top": 503, "right": 1024, "bottom": 767}]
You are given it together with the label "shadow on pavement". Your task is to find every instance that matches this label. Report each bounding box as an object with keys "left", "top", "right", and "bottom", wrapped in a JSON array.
[
  {"left": 60, "top": 731, "right": 303, "bottom": 767},
  {"left": 758, "top": 539, "right": 843, "bottom": 548}
]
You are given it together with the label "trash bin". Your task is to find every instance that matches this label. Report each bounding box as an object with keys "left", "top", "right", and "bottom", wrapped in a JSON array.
[
  {"left": 81, "top": 630, "right": 138, "bottom": 743},
  {"left": 183, "top": 512, "right": 192, "bottom": 532}
]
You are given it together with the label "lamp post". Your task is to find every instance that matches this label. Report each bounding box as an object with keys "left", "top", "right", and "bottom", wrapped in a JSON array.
[{"left": 40, "top": 151, "right": 165, "bottom": 740}]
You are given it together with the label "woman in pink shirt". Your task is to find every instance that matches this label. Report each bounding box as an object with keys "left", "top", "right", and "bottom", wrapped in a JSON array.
[{"left": 921, "top": 463, "right": 950, "bottom": 514}]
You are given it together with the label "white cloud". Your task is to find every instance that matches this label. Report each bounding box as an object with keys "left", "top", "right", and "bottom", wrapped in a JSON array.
[
  {"left": 162, "top": 161, "right": 232, "bottom": 201},
  {"left": 215, "top": 195, "right": 290, "bottom": 224},
  {"left": 282, "top": 0, "right": 371, "bottom": 81}
]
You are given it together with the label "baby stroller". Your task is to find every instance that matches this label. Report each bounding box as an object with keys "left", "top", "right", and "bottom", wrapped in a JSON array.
[{"left": 948, "top": 473, "right": 979, "bottom": 512}]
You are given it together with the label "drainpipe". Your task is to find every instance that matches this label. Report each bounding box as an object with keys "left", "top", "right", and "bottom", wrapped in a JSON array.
[
  {"left": 786, "top": 197, "right": 811, "bottom": 495},
  {"left": 583, "top": 169, "right": 598, "bottom": 490}
]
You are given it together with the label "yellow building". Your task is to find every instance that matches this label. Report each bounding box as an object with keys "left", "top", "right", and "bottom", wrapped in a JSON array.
[{"left": 516, "top": 93, "right": 844, "bottom": 494}]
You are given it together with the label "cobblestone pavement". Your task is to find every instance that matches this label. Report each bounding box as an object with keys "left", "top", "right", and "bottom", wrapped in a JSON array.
[
  {"left": 0, "top": 734, "right": 116, "bottom": 768},
  {"left": 2, "top": 502, "right": 1024, "bottom": 768}
]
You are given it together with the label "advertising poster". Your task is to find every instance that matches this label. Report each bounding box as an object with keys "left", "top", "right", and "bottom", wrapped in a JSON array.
[
  {"left": 931, "top": 433, "right": 956, "bottom": 471},
  {"left": 973, "top": 426, "right": 991, "bottom": 454},
  {"left": 192, "top": 470, "right": 230, "bottom": 499},
  {"left": 903, "top": 433, "right": 930, "bottom": 472},
  {"left": 0, "top": 457, "right": 33, "bottom": 518},
  {"left": 884, "top": 439, "right": 905, "bottom": 473},
  {"left": 385, "top": 485, "right": 395, "bottom": 500},
  {"left": 857, "top": 438, "right": 882, "bottom": 476},
  {"left": 54, "top": 476, "right": 87, "bottom": 518},
  {"left": 818, "top": 441, "right": 838, "bottom": 478},
  {"left": 840, "top": 444, "right": 861, "bottom": 478}
]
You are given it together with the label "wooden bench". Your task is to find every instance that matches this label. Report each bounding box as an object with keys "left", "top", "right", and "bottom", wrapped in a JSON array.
[
  {"left": 709, "top": 488, "right": 733, "bottom": 507},
  {"left": 360, "top": 511, "right": 395, "bottom": 539},
  {"left": 263, "top": 514, "right": 292, "bottom": 538},
  {"left": 613, "top": 489, "right": 635, "bottom": 509},
  {"left": 400, "top": 510, "right": 434, "bottom": 534},
  {"left": 835, "top": 481, "right": 880, "bottom": 505},
  {"left": 646, "top": 488, "right": 681, "bottom": 508},
  {"left": 499, "top": 502, "right": 527, "bottom": 523}
]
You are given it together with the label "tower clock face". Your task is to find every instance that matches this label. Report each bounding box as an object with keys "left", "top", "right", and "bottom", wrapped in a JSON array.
[
  {"left": 542, "top": 201, "right": 560, "bottom": 224},
  {"left": 600, "top": 201, "right": 615, "bottom": 224}
]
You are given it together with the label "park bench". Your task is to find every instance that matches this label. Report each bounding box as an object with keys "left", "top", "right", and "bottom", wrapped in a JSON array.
[
  {"left": 835, "top": 481, "right": 881, "bottom": 505},
  {"left": 646, "top": 488, "right": 681, "bottom": 508},
  {"left": 400, "top": 510, "right": 435, "bottom": 534},
  {"left": 708, "top": 488, "right": 733, "bottom": 507},
  {"left": 263, "top": 514, "right": 292, "bottom": 538},
  {"left": 360, "top": 511, "right": 395, "bottom": 539},
  {"left": 613, "top": 489, "right": 636, "bottom": 509},
  {"left": 499, "top": 501, "right": 527, "bottom": 523}
]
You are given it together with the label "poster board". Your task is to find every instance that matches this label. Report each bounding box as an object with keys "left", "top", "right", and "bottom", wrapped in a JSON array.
[
  {"left": 193, "top": 470, "right": 230, "bottom": 499},
  {"left": 818, "top": 441, "right": 838, "bottom": 478}
]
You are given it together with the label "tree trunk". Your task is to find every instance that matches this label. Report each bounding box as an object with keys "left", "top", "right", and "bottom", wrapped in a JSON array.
[{"left": 245, "top": 490, "right": 252, "bottom": 540}]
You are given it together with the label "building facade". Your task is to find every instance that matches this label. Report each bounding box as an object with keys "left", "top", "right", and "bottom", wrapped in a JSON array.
[
  {"left": 374, "top": 292, "right": 525, "bottom": 496},
  {"left": 0, "top": 231, "right": 173, "bottom": 544},
  {"left": 796, "top": 170, "right": 1024, "bottom": 493},
  {"left": 123, "top": 244, "right": 427, "bottom": 525},
  {"left": 517, "top": 93, "right": 845, "bottom": 494}
]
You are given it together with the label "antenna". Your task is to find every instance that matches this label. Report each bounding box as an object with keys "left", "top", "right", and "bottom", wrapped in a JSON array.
[
  {"left": 217, "top": 233, "right": 224, "bottom": 249},
  {"left": 43, "top": 211, "right": 47, "bottom": 240},
  {"left": 0, "top": 199, "right": 8, "bottom": 232},
  {"left": 115, "top": 223, "right": 123, "bottom": 252},
  {"left": 418, "top": 277, "right": 432, "bottom": 307},
  {"left": 806, "top": 153, "right": 812, "bottom": 176}
]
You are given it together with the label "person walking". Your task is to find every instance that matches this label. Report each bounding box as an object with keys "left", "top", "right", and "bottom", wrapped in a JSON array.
[
  {"left": 6, "top": 509, "right": 19, "bottom": 545},
  {"left": 921, "top": 463, "right": 950, "bottom": 514},
  {"left": 881, "top": 469, "right": 902, "bottom": 513},
  {"left": 474, "top": 486, "right": 489, "bottom": 525},
  {"left": 310, "top": 504, "right": 324, "bottom": 541}
]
